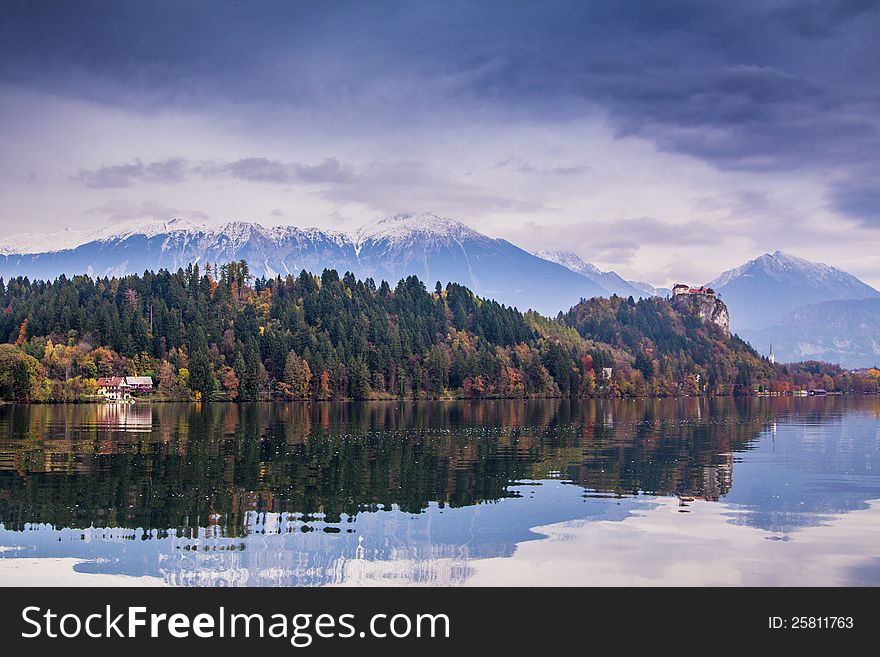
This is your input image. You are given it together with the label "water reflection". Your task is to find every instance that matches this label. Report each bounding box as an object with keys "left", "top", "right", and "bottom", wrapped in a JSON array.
[{"left": 0, "top": 397, "right": 878, "bottom": 586}]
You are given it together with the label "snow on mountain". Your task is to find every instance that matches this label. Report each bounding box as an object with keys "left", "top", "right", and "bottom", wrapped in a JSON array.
[
  {"left": 0, "top": 218, "right": 354, "bottom": 256},
  {"left": 350, "top": 214, "right": 610, "bottom": 313},
  {"left": 534, "top": 250, "right": 661, "bottom": 298},
  {"left": 707, "top": 250, "right": 880, "bottom": 332},
  {"left": 0, "top": 214, "right": 610, "bottom": 315},
  {"left": 709, "top": 251, "right": 866, "bottom": 290},
  {"left": 356, "top": 212, "right": 483, "bottom": 245},
  {"left": 534, "top": 250, "right": 603, "bottom": 278},
  {"left": 0, "top": 218, "right": 204, "bottom": 255}
]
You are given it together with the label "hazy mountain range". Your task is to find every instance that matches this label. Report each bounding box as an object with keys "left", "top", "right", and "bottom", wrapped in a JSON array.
[
  {"left": 1, "top": 214, "right": 878, "bottom": 367},
  {"left": 739, "top": 299, "right": 880, "bottom": 369},
  {"left": 534, "top": 250, "right": 670, "bottom": 299}
]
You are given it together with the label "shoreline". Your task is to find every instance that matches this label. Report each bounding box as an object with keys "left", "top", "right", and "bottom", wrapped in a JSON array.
[{"left": 0, "top": 391, "right": 870, "bottom": 405}]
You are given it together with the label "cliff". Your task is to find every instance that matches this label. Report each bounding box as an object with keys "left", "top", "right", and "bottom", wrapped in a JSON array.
[{"left": 671, "top": 292, "right": 730, "bottom": 337}]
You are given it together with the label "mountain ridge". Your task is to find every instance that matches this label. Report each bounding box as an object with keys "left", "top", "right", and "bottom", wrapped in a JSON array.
[
  {"left": 0, "top": 213, "right": 611, "bottom": 315},
  {"left": 707, "top": 250, "right": 880, "bottom": 333},
  {"left": 535, "top": 249, "right": 671, "bottom": 298}
]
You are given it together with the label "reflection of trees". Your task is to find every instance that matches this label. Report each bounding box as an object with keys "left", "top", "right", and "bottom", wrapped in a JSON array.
[{"left": 0, "top": 397, "right": 871, "bottom": 534}]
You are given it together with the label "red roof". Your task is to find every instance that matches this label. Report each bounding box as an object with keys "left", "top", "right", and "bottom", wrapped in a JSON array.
[{"left": 96, "top": 377, "right": 126, "bottom": 387}]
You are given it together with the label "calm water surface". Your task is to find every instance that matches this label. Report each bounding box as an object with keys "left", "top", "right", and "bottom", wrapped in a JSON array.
[{"left": 0, "top": 398, "right": 878, "bottom": 586}]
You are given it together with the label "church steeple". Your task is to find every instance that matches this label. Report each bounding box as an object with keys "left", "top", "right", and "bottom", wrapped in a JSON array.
[{"left": 769, "top": 341, "right": 775, "bottom": 365}]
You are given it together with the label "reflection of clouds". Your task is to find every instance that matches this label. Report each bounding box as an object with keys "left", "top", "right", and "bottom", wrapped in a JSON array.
[
  {"left": 0, "top": 558, "right": 162, "bottom": 587},
  {"left": 466, "top": 497, "right": 880, "bottom": 587},
  {"left": 3, "top": 495, "right": 879, "bottom": 587}
]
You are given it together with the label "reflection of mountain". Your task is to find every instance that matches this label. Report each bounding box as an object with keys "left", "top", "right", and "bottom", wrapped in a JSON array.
[
  {"left": 723, "top": 410, "right": 880, "bottom": 533},
  {"left": 0, "top": 482, "right": 642, "bottom": 586}
]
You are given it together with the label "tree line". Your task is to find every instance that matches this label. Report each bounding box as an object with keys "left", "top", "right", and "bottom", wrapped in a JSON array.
[{"left": 0, "top": 263, "right": 877, "bottom": 402}]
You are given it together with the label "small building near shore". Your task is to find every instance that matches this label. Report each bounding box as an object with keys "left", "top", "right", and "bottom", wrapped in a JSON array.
[
  {"left": 124, "top": 376, "right": 154, "bottom": 394},
  {"left": 96, "top": 377, "right": 131, "bottom": 401}
]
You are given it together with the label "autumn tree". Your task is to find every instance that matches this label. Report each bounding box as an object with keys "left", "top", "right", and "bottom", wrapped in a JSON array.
[{"left": 283, "top": 351, "right": 312, "bottom": 399}]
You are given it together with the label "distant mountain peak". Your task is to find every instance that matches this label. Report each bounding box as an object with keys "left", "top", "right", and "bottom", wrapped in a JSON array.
[
  {"left": 706, "top": 250, "right": 880, "bottom": 334},
  {"left": 707, "top": 250, "right": 871, "bottom": 291},
  {"left": 535, "top": 249, "right": 668, "bottom": 299},
  {"left": 534, "top": 250, "right": 603, "bottom": 277},
  {"left": 356, "top": 212, "right": 482, "bottom": 245}
]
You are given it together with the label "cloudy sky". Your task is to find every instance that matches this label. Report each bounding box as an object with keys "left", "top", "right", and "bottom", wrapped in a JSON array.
[{"left": 1, "top": 0, "right": 879, "bottom": 287}]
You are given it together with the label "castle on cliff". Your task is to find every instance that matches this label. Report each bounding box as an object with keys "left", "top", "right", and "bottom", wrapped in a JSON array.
[
  {"left": 670, "top": 283, "right": 730, "bottom": 337},
  {"left": 672, "top": 284, "right": 715, "bottom": 297}
]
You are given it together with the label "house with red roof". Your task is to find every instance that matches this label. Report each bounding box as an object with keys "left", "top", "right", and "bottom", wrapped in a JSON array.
[{"left": 96, "top": 377, "right": 131, "bottom": 401}]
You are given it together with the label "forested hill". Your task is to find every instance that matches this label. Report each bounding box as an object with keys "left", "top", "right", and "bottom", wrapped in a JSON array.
[
  {"left": 565, "top": 296, "right": 773, "bottom": 396},
  {"left": 0, "top": 264, "right": 875, "bottom": 402}
]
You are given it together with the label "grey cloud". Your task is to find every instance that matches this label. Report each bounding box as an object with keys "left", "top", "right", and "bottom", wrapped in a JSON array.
[
  {"left": 197, "top": 157, "right": 355, "bottom": 185},
  {"left": 511, "top": 216, "right": 722, "bottom": 269},
  {"left": 77, "top": 155, "right": 537, "bottom": 216},
  {"left": 593, "top": 244, "right": 639, "bottom": 266},
  {"left": 74, "top": 158, "right": 187, "bottom": 188},
  {"left": 5, "top": 0, "right": 880, "bottom": 257},
  {"left": 75, "top": 156, "right": 353, "bottom": 188},
  {"left": 6, "top": 0, "right": 879, "bottom": 179},
  {"left": 771, "top": 0, "right": 879, "bottom": 38}
]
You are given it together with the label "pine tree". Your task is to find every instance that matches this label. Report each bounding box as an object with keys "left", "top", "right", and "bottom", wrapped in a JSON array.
[
  {"left": 349, "top": 356, "right": 371, "bottom": 400},
  {"left": 240, "top": 339, "right": 261, "bottom": 401},
  {"left": 188, "top": 349, "right": 214, "bottom": 400}
]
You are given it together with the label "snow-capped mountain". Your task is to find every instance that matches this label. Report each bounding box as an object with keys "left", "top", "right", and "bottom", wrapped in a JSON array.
[
  {"left": 0, "top": 218, "right": 358, "bottom": 281},
  {"left": 534, "top": 250, "right": 669, "bottom": 298},
  {"left": 707, "top": 251, "right": 880, "bottom": 332},
  {"left": 0, "top": 213, "right": 614, "bottom": 315}
]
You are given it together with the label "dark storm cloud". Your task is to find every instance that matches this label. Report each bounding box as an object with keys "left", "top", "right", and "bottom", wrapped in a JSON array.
[{"left": 3, "top": 0, "right": 879, "bottom": 175}]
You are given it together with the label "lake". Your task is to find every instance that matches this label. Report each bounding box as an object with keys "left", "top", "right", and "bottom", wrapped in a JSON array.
[{"left": 0, "top": 397, "right": 878, "bottom": 586}]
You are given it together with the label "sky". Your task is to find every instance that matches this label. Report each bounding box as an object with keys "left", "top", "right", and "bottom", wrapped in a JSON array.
[{"left": 1, "top": 0, "right": 879, "bottom": 287}]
